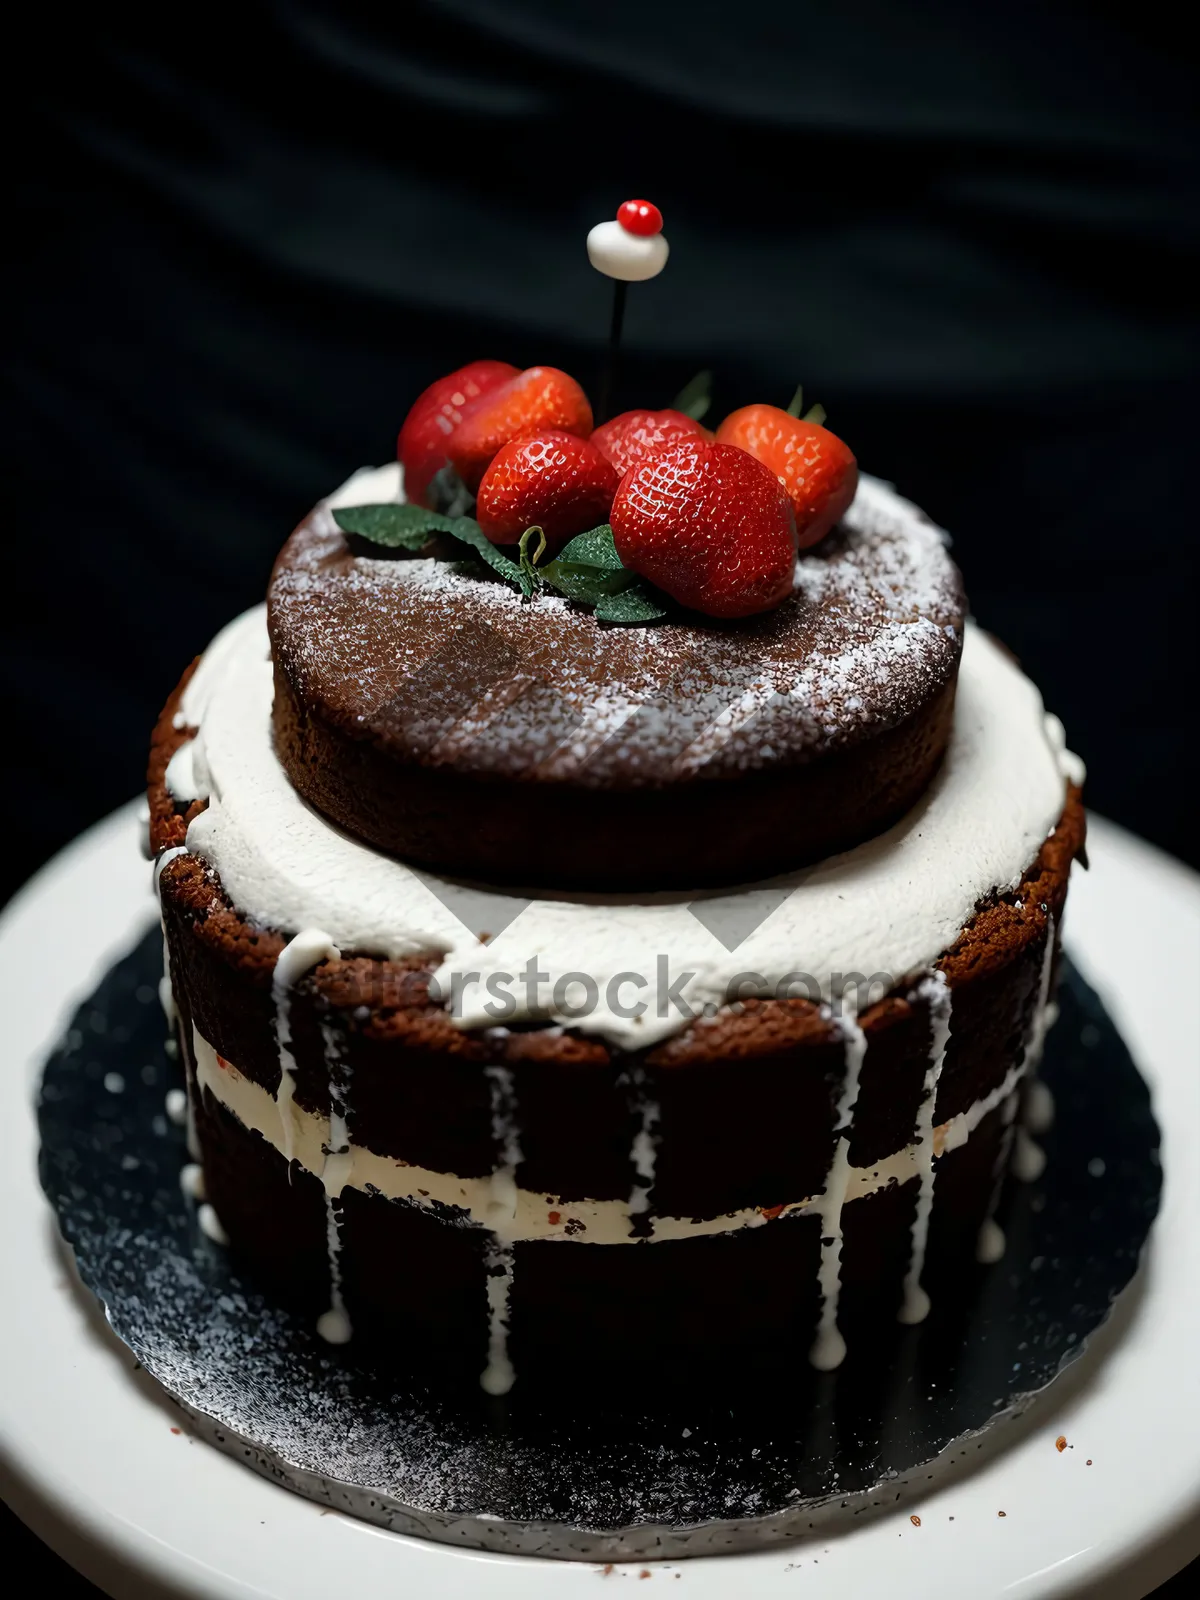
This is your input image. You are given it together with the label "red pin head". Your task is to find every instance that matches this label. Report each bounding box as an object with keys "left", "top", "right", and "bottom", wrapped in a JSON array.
[{"left": 617, "top": 199, "right": 663, "bottom": 238}]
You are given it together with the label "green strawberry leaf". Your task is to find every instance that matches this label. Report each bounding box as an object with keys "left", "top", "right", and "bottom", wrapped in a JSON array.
[
  {"left": 672, "top": 370, "right": 713, "bottom": 422},
  {"left": 336, "top": 502, "right": 527, "bottom": 589},
  {"left": 335, "top": 506, "right": 665, "bottom": 620},
  {"left": 541, "top": 561, "right": 637, "bottom": 601},
  {"left": 440, "top": 517, "right": 527, "bottom": 589},
  {"left": 333, "top": 502, "right": 456, "bottom": 549},
  {"left": 594, "top": 584, "right": 669, "bottom": 624},
  {"left": 786, "top": 384, "right": 827, "bottom": 426},
  {"left": 555, "top": 524, "right": 624, "bottom": 570},
  {"left": 540, "top": 524, "right": 640, "bottom": 602}
]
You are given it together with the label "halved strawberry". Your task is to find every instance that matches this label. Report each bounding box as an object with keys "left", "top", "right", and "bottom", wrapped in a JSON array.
[
  {"left": 398, "top": 360, "right": 519, "bottom": 508},
  {"left": 610, "top": 439, "right": 798, "bottom": 618},
  {"left": 715, "top": 404, "right": 857, "bottom": 549},
  {"left": 590, "top": 409, "right": 711, "bottom": 478},
  {"left": 448, "top": 367, "right": 593, "bottom": 491},
  {"left": 475, "top": 432, "right": 619, "bottom": 550}
]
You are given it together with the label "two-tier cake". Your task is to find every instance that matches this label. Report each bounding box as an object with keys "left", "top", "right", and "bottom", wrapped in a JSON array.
[{"left": 148, "top": 352, "right": 1084, "bottom": 1398}]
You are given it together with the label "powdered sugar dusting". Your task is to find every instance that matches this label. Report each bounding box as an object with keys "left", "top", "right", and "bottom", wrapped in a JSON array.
[{"left": 268, "top": 467, "right": 963, "bottom": 785}]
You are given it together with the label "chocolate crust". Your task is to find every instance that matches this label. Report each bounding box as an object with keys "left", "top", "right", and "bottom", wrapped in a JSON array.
[
  {"left": 265, "top": 504, "right": 966, "bottom": 890},
  {"left": 149, "top": 666, "right": 1085, "bottom": 1221}
]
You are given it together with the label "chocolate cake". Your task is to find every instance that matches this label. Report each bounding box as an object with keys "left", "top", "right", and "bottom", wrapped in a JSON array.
[{"left": 148, "top": 439, "right": 1085, "bottom": 1396}]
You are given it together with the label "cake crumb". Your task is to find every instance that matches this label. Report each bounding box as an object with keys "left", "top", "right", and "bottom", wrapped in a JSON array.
[
  {"left": 910, "top": 1514, "right": 921, "bottom": 1526},
  {"left": 998, "top": 1510, "right": 1007, "bottom": 1518},
  {"left": 1055, "top": 1435, "right": 1068, "bottom": 1452}
]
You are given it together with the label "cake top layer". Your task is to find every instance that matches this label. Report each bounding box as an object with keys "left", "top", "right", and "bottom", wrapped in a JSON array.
[{"left": 268, "top": 465, "right": 965, "bottom": 792}]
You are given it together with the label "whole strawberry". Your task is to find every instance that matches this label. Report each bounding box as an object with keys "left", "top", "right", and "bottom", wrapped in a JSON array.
[
  {"left": 476, "top": 432, "right": 619, "bottom": 549},
  {"left": 610, "top": 440, "right": 798, "bottom": 619},
  {"left": 398, "top": 360, "right": 518, "bottom": 508},
  {"left": 590, "top": 408, "right": 711, "bottom": 478},
  {"left": 715, "top": 404, "right": 857, "bottom": 549},
  {"left": 448, "top": 367, "right": 593, "bottom": 491}
]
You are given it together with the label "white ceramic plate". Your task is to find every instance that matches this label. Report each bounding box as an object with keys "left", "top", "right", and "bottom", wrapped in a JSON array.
[{"left": 2, "top": 804, "right": 1198, "bottom": 1600}]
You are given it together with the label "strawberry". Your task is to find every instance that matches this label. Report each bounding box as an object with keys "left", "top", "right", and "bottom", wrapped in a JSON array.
[
  {"left": 398, "top": 360, "right": 519, "bottom": 508},
  {"left": 610, "top": 439, "right": 798, "bottom": 619},
  {"left": 590, "top": 409, "right": 711, "bottom": 478},
  {"left": 447, "top": 367, "right": 593, "bottom": 492},
  {"left": 475, "top": 432, "right": 619, "bottom": 549},
  {"left": 715, "top": 404, "right": 857, "bottom": 549}
]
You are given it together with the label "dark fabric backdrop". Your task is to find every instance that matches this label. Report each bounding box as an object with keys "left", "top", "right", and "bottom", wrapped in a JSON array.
[{"left": 7, "top": 1, "right": 1199, "bottom": 908}]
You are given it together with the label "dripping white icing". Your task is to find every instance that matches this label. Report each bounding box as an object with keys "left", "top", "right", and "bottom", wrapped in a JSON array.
[
  {"left": 480, "top": 1064, "right": 523, "bottom": 1395},
  {"left": 180, "top": 1162, "right": 206, "bottom": 1202},
  {"left": 316, "top": 1022, "right": 354, "bottom": 1346},
  {"left": 1025, "top": 1078, "right": 1055, "bottom": 1136},
  {"left": 1012, "top": 1128, "right": 1047, "bottom": 1183},
  {"left": 626, "top": 1064, "right": 660, "bottom": 1223},
  {"left": 154, "top": 847, "right": 200, "bottom": 1158},
  {"left": 1043, "top": 713, "right": 1087, "bottom": 788},
  {"left": 271, "top": 929, "right": 340, "bottom": 1171},
  {"left": 898, "top": 970, "right": 953, "bottom": 1326},
  {"left": 197, "top": 1203, "right": 229, "bottom": 1245},
  {"left": 809, "top": 1009, "right": 868, "bottom": 1372},
  {"left": 192, "top": 1029, "right": 1038, "bottom": 1248},
  {"left": 480, "top": 1240, "right": 517, "bottom": 1398},
  {"left": 976, "top": 1217, "right": 1006, "bottom": 1265},
  {"left": 153, "top": 846, "right": 187, "bottom": 1028}
]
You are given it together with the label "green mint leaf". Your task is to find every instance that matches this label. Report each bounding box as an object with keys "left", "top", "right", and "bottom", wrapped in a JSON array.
[
  {"left": 335, "top": 501, "right": 533, "bottom": 593},
  {"left": 335, "top": 503, "right": 670, "bottom": 620},
  {"left": 333, "top": 503, "right": 457, "bottom": 549},
  {"left": 440, "top": 517, "right": 527, "bottom": 589},
  {"left": 539, "top": 524, "right": 640, "bottom": 602},
  {"left": 594, "top": 584, "right": 669, "bottom": 624},
  {"left": 540, "top": 561, "right": 637, "bottom": 601},
  {"left": 554, "top": 524, "right": 622, "bottom": 570},
  {"left": 671, "top": 370, "right": 713, "bottom": 422}
]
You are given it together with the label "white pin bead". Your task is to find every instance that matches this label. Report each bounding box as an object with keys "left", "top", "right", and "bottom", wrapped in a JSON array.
[{"left": 587, "top": 220, "right": 669, "bottom": 282}]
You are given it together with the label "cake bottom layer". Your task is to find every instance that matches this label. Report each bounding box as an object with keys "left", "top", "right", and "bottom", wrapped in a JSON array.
[{"left": 187, "top": 1030, "right": 1019, "bottom": 1387}]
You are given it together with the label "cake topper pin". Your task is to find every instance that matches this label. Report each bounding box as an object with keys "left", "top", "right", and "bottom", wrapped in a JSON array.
[{"left": 587, "top": 199, "right": 668, "bottom": 422}]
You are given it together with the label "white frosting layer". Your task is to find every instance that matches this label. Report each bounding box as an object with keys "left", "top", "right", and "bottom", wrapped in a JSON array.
[
  {"left": 192, "top": 1028, "right": 1021, "bottom": 1247},
  {"left": 174, "top": 591, "right": 1074, "bottom": 1054}
]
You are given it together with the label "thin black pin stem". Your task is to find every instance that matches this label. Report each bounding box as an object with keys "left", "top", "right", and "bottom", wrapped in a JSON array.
[{"left": 597, "top": 279, "right": 627, "bottom": 424}]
